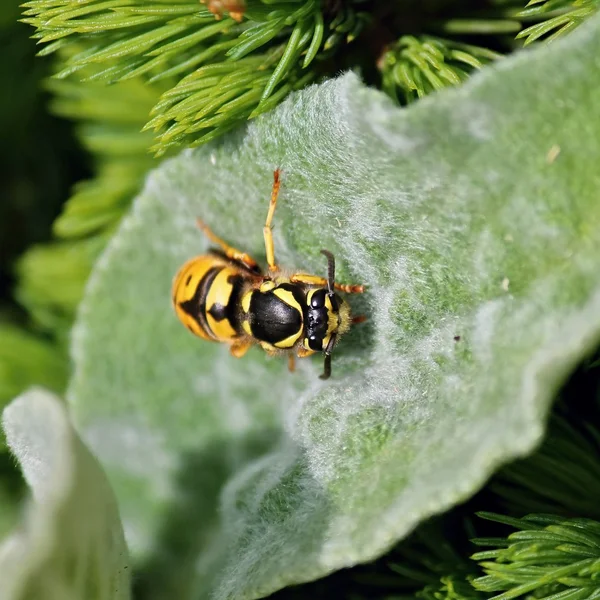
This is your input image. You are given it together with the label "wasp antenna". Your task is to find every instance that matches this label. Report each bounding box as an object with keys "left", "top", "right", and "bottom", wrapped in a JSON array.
[
  {"left": 320, "top": 249, "right": 335, "bottom": 295},
  {"left": 319, "top": 333, "right": 337, "bottom": 380},
  {"left": 320, "top": 353, "right": 332, "bottom": 380}
]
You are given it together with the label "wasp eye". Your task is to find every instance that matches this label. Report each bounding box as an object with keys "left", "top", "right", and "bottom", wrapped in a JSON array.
[{"left": 311, "top": 290, "right": 326, "bottom": 308}]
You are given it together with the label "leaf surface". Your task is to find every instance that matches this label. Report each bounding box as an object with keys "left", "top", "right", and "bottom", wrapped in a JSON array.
[
  {"left": 70, "top": 14, "right": 600, "bottom": 600},
  {"left": 0, "top": 388, "right": 129, "bottom": 600}
]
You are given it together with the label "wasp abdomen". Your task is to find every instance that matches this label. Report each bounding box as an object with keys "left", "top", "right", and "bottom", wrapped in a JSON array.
[{"left": 172, "top": 254, "right": 245, "bottom": 343}]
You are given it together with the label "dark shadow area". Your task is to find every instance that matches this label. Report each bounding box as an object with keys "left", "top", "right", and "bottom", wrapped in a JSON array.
[
  {"left": 133, "top": 429, "right": 277, "bottom": 598},
  {"left": 133, "top": 428, "right": 335, "bottom": 600}
]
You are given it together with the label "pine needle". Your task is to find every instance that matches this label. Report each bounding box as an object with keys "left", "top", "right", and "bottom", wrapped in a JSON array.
[
  {"left": 23, "top": 0, "right": 368, "bottom": 154},
  {"left": 379, "top": 35, "right": 502, "bottom": 105},
  {"left": 472, "top": 514, "right": 600, "bottom": 600},
  {"left": 14, "top": 50, "right": 164, "bottom": 334},
  {"left": 46, "top": 73, "right": 161, "bottom": 237},
  {"left": 517, "top": 0, "right": 600, "bottom": 45}
]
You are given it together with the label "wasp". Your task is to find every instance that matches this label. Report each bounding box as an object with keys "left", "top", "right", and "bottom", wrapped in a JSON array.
[{"left": 172, "top": 169, "right": 365, "bottom": 379}]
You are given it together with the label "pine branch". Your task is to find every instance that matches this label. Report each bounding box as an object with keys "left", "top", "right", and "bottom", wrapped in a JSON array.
[
  {"left": 22, "top": 0, "right": 368, "bottom": 154},
  {"left": 15, "top": 235, "right": 110, "bottom": 336},
  {"left": 45, "top": 64, "right": 162, "bottom": 237},
  {"left": 14, "top": 51, "right": 163, "bottom": 334},
  {"left": 20, "top": 0, "right": 600, "bottom": 152},
  {"left": 517, "top": 0, "right": 600, "bottom": 45},
  {"left": 418, "top": 575, "right": 483, "bottom": 600},
  {"left": 376, "top": 0, "right": 599, "bottom": 106},
  {"left": 378, "top": 35, "right": 501, "bottom": 104},
  {"left": 472, "top": 514, "right": 600, "bottom": 600}
]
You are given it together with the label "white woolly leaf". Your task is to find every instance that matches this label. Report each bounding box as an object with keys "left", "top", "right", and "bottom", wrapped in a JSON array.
[
  {"left": 0, "top": 388, "right": 130, "bottom": 600},
  {"left": 69, "top": 14, "right": 600, "bottom": 600}
]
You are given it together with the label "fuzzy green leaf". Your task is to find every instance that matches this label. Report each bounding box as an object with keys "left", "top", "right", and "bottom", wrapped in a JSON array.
[
  {"left": 0, "top": 388, "right": 129, "bottom": 600},
  {"left": 69, "top": 13, "right": 600, "bottom": 600}
]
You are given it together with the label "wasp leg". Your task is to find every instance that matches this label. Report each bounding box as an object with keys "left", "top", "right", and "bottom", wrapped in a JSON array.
[
  {"left": 334, "top": 282, "right": 366, "bottom": 294},
  {"left": 290, "top": 273, "right": 366, "bottom": 294},
  {"left": 263, "top": 168, "right": 282, "bottom": 273},
  {"left": 196, "top": 218, "right": 260, "bottom": 273},
  {"left": 229, "top": 339, "right": 252, "bottom": 358},
  {"left": 258, "top": 341, "right": 279, "bottom": 356},
  {"left": 352, "top": 315, "right": 367, "bottom": 324},
  {"left": 297, "top": 346, "right": 315, "bottom": 358},
  {"left": 288, "top": 353, "right": 296, "bottom": 372}
]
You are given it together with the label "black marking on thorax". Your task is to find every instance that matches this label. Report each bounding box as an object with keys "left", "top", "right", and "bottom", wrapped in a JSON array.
[
  {"left": 249, "top": 283, "right": 304, "bottom": 345},
  {"left": 306, "top": 307, "right": 328, "bottom": 339}
]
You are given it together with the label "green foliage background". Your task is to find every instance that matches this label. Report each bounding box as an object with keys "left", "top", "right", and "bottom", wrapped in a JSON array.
[{"left": 2, "top": 0, "right": 600, "bottom": 599}]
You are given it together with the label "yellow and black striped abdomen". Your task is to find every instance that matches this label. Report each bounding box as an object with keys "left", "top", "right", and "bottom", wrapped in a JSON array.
[{"left": 172, "top": 253, "right": 245, "bottom": 343}]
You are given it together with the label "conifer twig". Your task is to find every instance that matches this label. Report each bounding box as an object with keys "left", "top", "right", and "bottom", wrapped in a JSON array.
[
  {"left": 517, "top": 0, "right": 600, "bottom": 45},
  {"left": 379, "top": 35, "right": 501, "bottom": 104},
  {"left": 22, "top": 0, "right": 369, "bottom": 154},
  {"left": 472, "top": 514, "right": 600, "bottom": 600}
]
